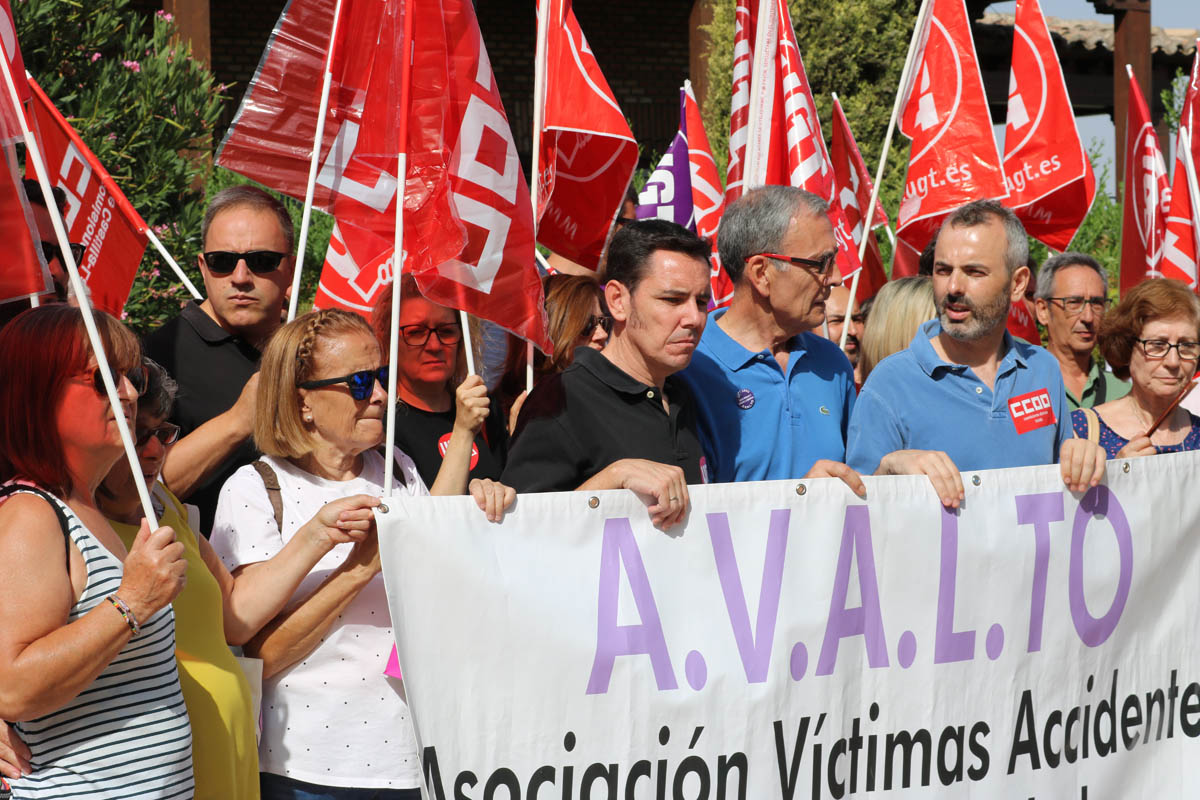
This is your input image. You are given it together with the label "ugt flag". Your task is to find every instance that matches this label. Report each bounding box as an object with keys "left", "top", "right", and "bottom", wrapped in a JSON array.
[
  {"left": 722, "top": 0, "right": 863, "bottom": 284},
  {"left": 219, "top": 0, "right": 548, "bottom": 349},
  {"left": 830, "top": 96, "right": 888, "bottom": 303},
  {"left": 26, "top": 78, "right": 149, "bottom": 315},
  {"left": 1120, "top": 66, "right": 1171, "bottom": 294},
  {"left": 1162, "top": 41, "right": 1200, "bottom": 289},
  {"left": 537, "top": 0, "right": 637, "bottom": 271},
  {"left": 895, "top": 0, "right": 1008, "bottom": 277},
  {"left": 637, "top": 81, "right": 734, "bottom": 307},
  {"left": 1003, "top": 0, "right": 1096, "bottom": 252}
]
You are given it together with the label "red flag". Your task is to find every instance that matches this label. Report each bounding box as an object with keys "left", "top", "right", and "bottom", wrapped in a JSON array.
[
  {"left": 0, "top": 1, "right": 30, "bottom": 142},
  {"left": 1003, "top": 0, "right": 1096, "bottom": 251},
  {"left": 830, "top": 97, "right": 888, "bottom": 303},
  {"left": 25, "top": 78, "right": 149, "bottom": 315},
  {"left": 1007, "top": 299, "right": 1041, "bottom": 343},
  {"left": 219, "top": 0, "right": 548, "bottom": 349},
  {"left": 723, "top": 0, "right": 752, "bottom": 208},
  {"left": 725, "top": 0, "right": 863, "bottom": 283},
  {"left": 0, "top": 145, "right": 49, "bottom": 304},
  {"left": 313, "top": 221, "right": 393, "bottom": 315},
  {"left": 1162, "top": 41, "right": 1200, "bottom": 289},
  {"left": 537, "top": 0, "right": 637, "bottom": 270},
  {"left": 895, "top": 0, "right": 1008, "bottom": 277},
  {"left": 1120, "top": 66, "right": 1171, "bottom": 294},
  {"left": 682, "top": 81, "right": 734, "bottom": 308}
]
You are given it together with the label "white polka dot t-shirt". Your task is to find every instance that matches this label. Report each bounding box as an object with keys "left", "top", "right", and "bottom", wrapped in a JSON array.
[{"left": 210, "top": 448, "right": 426, "bottom": 789}]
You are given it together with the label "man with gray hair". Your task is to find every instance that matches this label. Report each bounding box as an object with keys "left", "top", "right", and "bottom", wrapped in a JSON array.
[
  {"left": 846, "top": 199, "right": 1106, "bottom": 507},
  {"left": 144, "top": 184, "right": 296, "bottom": 531},
  {"left": 677, "top": 185, "right": 864, "bottom": 491},
  {"left": 1033, "top": 252, "right": 1128, "bottom": 410}
]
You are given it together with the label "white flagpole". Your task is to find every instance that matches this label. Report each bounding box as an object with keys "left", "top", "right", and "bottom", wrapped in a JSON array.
[
  {"left": 0, "top": 51, "right": 157, "bottom": 525},
  {"left": 1180, "top": 126, "right": 1200, "bottom": 287},
  {"left": 459, "top": 309, "right": 477, "bottom": 375},
  {"left": 145, "top": 227, "right": 203, "bottom": 300},
  {"left": 527, "top": 0, "right": 550, "bottom": 395},
  {"left": 288, "top": 0, "right": 345, "bottom": 323},
  {"left": 838, "top": 0, "right": 932, "bottom": 350}
]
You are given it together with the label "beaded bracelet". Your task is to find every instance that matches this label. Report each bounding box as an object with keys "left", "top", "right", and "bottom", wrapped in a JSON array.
[{"left": 106, "top": 594, "right": 140, "bottom": 636}]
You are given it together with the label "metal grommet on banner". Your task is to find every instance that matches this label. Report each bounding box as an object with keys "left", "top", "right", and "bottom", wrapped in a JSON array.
[
  {"left": 971, "top": 475, "right": 981, "bottom": 486},
  {"left": 377, "top": 503, "right": 389, "bottom": 514},
  {"left": 1122, "top": 462, "right": 1131, "bottom": 473},
  {"left": 795, "top": 483, "right": 807, "bottom": 496},
  {"left": 588, "top": 496, "right": 600, "bottom": 508}
]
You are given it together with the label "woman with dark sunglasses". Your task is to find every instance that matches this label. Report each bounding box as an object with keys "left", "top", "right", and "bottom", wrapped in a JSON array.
[
  {"left": 0, "top": 305, "right": 194, "bottom": 797},
  {"left": 209, "top": 309, "right": 513, "bottom": 800}
]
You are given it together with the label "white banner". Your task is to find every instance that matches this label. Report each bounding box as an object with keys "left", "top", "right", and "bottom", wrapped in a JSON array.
[{"left": 377, "top": 452, "right": 1200, "bottom": 799}]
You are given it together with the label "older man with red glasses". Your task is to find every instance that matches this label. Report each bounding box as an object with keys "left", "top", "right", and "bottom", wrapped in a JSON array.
[{"left": 144, "top": 184, "right": 295, "bottom": 532}]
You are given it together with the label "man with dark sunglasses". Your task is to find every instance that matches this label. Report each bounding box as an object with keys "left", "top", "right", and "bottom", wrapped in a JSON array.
[
  {"left": 144, "top": 185, "right": 295, "bottom": 532},
  {"left": 1033, "top": 252, "right": 1129, "bottom": 411},
  {"left": 678, "top": 186, "right": 864, "bottom": 493}
]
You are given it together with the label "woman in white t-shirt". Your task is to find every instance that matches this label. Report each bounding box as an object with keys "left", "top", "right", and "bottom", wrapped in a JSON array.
[{"left": 210, "top": 309, "right": 513, "bottom": 800}]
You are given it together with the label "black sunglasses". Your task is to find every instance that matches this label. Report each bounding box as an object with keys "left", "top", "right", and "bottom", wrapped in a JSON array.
[
  {"left": 755, "top": 251, "right": 838, "bottom": 277},
  {"left": 42, "top": 240, "right": 86, "bottom": 265},
  {"left": 83, "top": 364, "right": 149, "bottom": 397},
  {"left": 137, "top": 421, "right": 181, "bottom": 447},
  {"left": 202, "top": 250, "right": 288, "bottom": 275},
  {"left": 298, "top": 366, "right": 390, "bottom": 401},
  {"left": 585, "top": 314, "right": 613, "bottom": 334}
]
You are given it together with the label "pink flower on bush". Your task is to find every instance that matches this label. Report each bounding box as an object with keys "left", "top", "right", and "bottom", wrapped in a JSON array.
[
  {"left": 121, "top": 60, "right": 141, "bottom": 73},
  {"left": 90, "top": 52, "right": 102, "bottom": 63},
  {"left": 156, "top": 10, "right": 174, "bottom": 22}
]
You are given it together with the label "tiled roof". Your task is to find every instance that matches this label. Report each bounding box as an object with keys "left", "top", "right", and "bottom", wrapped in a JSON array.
[{"left": 979, "top": 11, "right": 1198, "bottom": 57}]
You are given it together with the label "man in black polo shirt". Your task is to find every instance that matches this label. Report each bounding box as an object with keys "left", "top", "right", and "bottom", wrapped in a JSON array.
[
  {"left": 502, "top": 220, "right": 711, "bottom": 529},
  {"left": 144, "top": 185, "right": 294, "bottom": 532}
]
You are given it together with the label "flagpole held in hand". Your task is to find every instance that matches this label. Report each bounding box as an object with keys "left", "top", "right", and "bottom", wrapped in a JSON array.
[
  {"left": 288, "top": 0, "right": 345, "bottom": 323},
  {"left": 384, "top": 3, "right": 415, "bottom": 500},
  {"left": 459, "top": 310, "right": 477, "bottom": 376},
  {"left": 145, "top": 228, "right": 203, "bottom": 301},
  {"left": 0, "top": 47, "right": 157, "bottom": 526},
  {"left": 526, "top": 0, "right": 550, "bottom": 396},
  {"left": 839, "top": 0, "right": 932, "bottom": 352}
]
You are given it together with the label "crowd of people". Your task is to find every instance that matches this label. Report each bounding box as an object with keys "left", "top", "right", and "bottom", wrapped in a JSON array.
[{"left": 1, "top": 180, "right": 1198, "bottom": 798}]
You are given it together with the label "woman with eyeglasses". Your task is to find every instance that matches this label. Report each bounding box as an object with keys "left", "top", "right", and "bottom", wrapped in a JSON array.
[
  {"left": 209, "top": 309, "right": 512, "bottom": 799},
  {"left": 1071, "top": 279, "right": 1200, "bottom": 459},
  {"left": 370, "top": 274, "right": 508, "bottom": 489},
  {"left": 0, "top": 305, "right": 194, "bottom": 798}
]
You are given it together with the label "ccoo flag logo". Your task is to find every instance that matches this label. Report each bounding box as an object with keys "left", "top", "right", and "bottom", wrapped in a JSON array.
[{"left": 1120, "top": 68, "right": 1171, "bottom": 294}]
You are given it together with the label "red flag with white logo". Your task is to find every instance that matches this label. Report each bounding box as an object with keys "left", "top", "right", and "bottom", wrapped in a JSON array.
[
  {"left": 537, "top": 0, "right": 637, "bottom": 271},
  {"left": 895, "top": 0, "right": 1008, "bottom": 277},
  {"left": 1120, "top": 67, "right": 1171, "bottom": 294},
  {"left": 1162, "top": 42, "right": 1200, "bottom": 289},
  {"left": 0, "top": 144, "right": 49, "bottom": 304},
  {"left": 219, "top": 0, "right": 548, "bottom": 349},
  {"left": 683, "top": 81, "right": 734, "bottom": 308},
  {"left": 723, "top": 0, "right": 752, "bottom": 208},
  {"left": 1007, "top": 299, "right": 1040, "bottom": 343},
  {"left": 1003, "top": 0, "right": 1096, "bottom": 252},
  {"left": 26, "top": 78, "right": 148, "bottom": 315},
  {"left": 0, "top": 1, "right": 30, "bottom": 143},
  {"left": 831, "top": 96, "right": 887, "bottom": 303},
  {"left": 726, "top": 0, "right": 863, "bottom": 283}
]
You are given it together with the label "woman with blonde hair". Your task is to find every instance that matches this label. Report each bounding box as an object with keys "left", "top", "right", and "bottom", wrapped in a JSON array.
[
  {"left": 211, "top": 308, "right": 511, "bottom": 799},
  {"left": 858, "top": 276, "right": 937, "bottom": 382}
]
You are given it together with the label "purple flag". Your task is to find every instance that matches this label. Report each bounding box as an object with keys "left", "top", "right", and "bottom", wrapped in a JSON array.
[{"left": 637, "top": 92, "right": 694, "bottom": 228}]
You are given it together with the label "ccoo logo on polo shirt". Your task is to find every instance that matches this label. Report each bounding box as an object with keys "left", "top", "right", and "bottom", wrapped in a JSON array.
[{"left": 1008, "top": 388, "right": 1056, "bottom": 434}]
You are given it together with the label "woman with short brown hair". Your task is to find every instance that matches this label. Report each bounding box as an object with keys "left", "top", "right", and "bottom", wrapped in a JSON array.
[{"left": 1071, "top": 278, "right": 1200, "bottom": 458}]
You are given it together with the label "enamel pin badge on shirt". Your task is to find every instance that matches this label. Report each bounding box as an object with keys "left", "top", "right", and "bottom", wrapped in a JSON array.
[
  {"left": 736, "top": 389, "right": 755, "bottom": 409},
  {"left": 1008, "top": 388, "right": 1055, "bottom": 434}
]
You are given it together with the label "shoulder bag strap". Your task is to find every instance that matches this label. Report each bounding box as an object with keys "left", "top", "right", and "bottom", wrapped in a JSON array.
[
  {"left": 0, "top": 484, "right": 73, "bottom": 569},
  {"left": 1080, "top": 407, "right": 1101, "bottom": 445},
  {"left": 250, "top": 460, "right": 284, "bottom": 533}
]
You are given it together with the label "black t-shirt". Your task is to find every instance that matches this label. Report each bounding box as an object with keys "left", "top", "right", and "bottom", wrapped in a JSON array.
[
  {"left": 501, "top": 347, "right": 705, "bottom": 492},
  {"left": 390, "top": 399, "right": 508, "bottom": 489},
  {"left": 143, "top": 301, "right": 261, "bottom": 535}
]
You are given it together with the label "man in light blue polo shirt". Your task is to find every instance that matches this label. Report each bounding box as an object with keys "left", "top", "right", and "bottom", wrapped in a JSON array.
[
  {"left": 679, "top": 186, "right": 863, "bottom": 492},
  {"left": 846, "top": 199, "right": 1106, "bottom": 507}
]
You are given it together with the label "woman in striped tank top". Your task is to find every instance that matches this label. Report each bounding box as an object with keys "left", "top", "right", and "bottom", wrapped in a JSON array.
[{"left": 0, "top": 306, "right": 193, "bottom": 799}]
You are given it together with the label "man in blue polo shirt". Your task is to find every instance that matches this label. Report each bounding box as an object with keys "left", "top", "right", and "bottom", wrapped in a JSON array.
[
  {"left": 846, "top": 199, "right": 1106, "bottom": 507},
  {"left": 678, "top": 186, "right": 863, "bottom": 492}
]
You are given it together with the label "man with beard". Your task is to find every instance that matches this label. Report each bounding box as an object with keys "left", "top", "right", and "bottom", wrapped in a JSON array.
[
  {"left": 821, "top": 283, "right": 866, "bottom": 387},
  {"left": 677, "top": 186, "right": 862, "bottom": 489},
  {"left": 1034, "top": 252, "right": 1129, "bottom": 410},
  {"left": 503, "top": 220, "right": 711, "bottom": 530},
  {"left": 846, "top": 200, "right": 1105, "bottom": 508}
]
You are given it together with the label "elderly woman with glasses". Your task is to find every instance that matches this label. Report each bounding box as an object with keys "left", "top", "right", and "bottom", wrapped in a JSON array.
[
  {"left": 210, "top": 308, "right": 512, "bottom": 800},
  {"left": 0, "top": 306, "right": 193, "bottom": 798},
  {"left": 1071, "top": 278, "right": 1200, "bottom": 458},
  {"left": 370, "top": 275, "right": 508, "bottom": 489}
]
